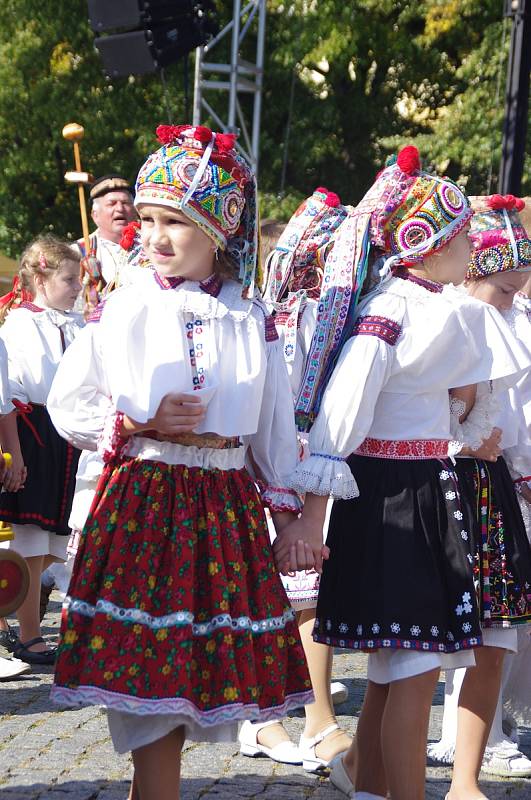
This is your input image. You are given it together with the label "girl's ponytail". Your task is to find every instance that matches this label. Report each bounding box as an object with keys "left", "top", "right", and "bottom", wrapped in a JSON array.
[{"left": 0, "top": 275, "right": 31, "bottom": 325}]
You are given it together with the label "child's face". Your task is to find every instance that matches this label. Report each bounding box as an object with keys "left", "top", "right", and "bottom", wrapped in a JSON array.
[
  {"left": 420, "top": 226, "right": 473, "bottom": 286},
  {"left": 466, "top": 270, "right": 527, "bottom": 311},
  {"left": 37, "top": 259, "right": 82, "bottom": 311},
  {"left": 138, "top": 204, "right": 215, "bottom": 280}
]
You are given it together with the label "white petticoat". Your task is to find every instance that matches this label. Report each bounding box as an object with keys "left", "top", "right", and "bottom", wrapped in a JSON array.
[
  {"left": 0, "top": 523, "right": 67, "bottom": 561},
  {"left": 106, "top": 709, "right": 239, "bottom": 754},
  {"left": 367, "top": 649, "right": 477, "bottom": 684}
]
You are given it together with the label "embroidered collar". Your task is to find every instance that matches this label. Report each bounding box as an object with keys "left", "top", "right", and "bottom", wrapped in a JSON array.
[
  {"left": 393, "top": 266, "right": 443, "bottom": 294},
  {"left": 154, "top": 271, "right": 223, "bottom": 298},
  {"left": 18, "top": 301, "right": 45, "bottom": 313}
]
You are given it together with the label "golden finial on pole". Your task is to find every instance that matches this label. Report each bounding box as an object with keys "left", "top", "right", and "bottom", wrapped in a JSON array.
[{"left": 62, "top": 122, "right": 92, "bottom": 257}]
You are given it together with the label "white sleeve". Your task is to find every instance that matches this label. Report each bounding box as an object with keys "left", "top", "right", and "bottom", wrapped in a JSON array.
[
  {"left": 504, "top": 386, "right": 531, "bottom": 482},
  {"left": 0, "top": 338, "right": 14, "bottom": 414},
  {"left": 289, "top": 333, "right": 393, "bottom": 499},
  {"left": 47, "top": 322, "right": 115, "bottom": 452},
  {"left": 0, "top": 314, "right": 30, "bottom": 405},
  {"left": 449, "top": 382, "right": 498, "bottom": 452},
  {"left": 243, "top": 338, "right": 302, "bottom": 513}
]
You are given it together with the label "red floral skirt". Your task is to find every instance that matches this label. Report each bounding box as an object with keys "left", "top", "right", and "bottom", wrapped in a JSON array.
[{"left": 51, "top": 458, "right": 312, "bottom": 726}]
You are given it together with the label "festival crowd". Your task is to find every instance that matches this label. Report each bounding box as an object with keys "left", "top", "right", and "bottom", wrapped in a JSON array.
[{"left": 0, "top": 123, "right": 530, "bottom": 800}]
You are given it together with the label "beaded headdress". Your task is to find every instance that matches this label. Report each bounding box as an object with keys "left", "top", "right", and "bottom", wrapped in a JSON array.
[
  {"left": 135, "top": 124, "right": 259, "bottom": 297},
  {"left": 293, "top": 145, "right": 473, "bottom": 431},
  {"left": 368, "top": 146, "right": 473, "bottom": 275},
  {"left": 466, "top": 195, "right": 531, "bottom": 279},
  {"left": 262, "top": 188, "right": 348, "bottom": 366}
]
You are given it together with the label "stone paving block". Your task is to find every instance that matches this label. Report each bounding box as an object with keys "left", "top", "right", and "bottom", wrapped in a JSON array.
[{"left": 0, "top": 771, "right": 57, "bottom": 788}]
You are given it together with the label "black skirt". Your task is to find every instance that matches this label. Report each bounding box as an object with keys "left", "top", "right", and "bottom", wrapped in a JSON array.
[
  {"left": 314, "top": 455, "right": 483, "bottom": 654},
  {"left": 0, "top": 405, "right": 80, "bottom": 535},
  {"left": 455, "top": 456, "right": 531, "bottom": 627}
]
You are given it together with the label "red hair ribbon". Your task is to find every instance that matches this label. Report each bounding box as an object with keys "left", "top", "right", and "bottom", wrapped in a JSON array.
[
  {"left": 12, "top": 400, "right": 44, "bottom": 447},
  {"left": 0, "top": 275, "right": 32, "bottom": 310}
]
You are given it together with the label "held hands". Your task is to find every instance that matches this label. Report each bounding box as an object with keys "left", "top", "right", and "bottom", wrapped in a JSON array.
[
  {"left": 519, "top": 483, "right": 531, "bottom": 505},
  {"left": 469, "top": 426, "right": 502, "bottom": 462},
  {"left": 122, "top": 393, "right": 206, "bottom": 437},
  {"left": 1, "top": 450, "right": 27, "bottom": 493},
  {"left": 272, "top": 515, "right": 330, "bottom": 576}
]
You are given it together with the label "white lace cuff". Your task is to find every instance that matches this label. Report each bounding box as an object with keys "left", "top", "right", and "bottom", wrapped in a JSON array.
[
  {"left": 450, "top": 384, "right": 499, "bottom": 452},
  {"left": 97, "top": 408, "right": 128, "bottom": 463},
  {"left": 261, "top": 486, "right": 302, "bottom": 514},
  {"left": 288, "top": 453, "right": 359, "bottom": 499}
]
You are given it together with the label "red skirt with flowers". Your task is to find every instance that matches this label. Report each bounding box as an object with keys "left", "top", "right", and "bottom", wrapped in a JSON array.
[{"left": 51, "top": 458, "right": 312, "bottom": 726}]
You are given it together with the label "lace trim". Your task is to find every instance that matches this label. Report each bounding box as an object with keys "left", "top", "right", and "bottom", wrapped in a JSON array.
[
  {"left": 289, "top": 454, "right": 359, "bottom": 499},
  {"left": 449, "top": 383, "right": 499, "bottom": 452},
  {"left": 261, "top": 486, "right": 302, "bottom": 514}
]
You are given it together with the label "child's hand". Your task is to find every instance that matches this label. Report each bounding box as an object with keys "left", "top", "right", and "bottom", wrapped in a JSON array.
[
  {"left": 469, "top": 427, "right": 502, "bottom": 462},
  {"left": 273, "top": 516, "right": 329, "bottom": 576},
  {"left": 2, "top": 450, "right": 27, "bottom": 492},
  {"left": 149, "top": 393, "right": 206, "bottom": 436},
  {"left": 519, "top": 483, "right": 531, "bottom": 505}
]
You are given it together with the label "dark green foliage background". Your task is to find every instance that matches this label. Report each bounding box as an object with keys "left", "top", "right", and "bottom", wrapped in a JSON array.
[{"left": 0, "top": 0, "right": 528, "bottom": 257}]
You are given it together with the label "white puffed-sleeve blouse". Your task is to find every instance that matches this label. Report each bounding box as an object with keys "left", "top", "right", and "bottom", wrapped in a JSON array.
[
  {"left": 47, "top": 270, "right": 301, "bottom": 513},
  {"left": 289, "top": 273, "right": 531, "bottom": 500}
]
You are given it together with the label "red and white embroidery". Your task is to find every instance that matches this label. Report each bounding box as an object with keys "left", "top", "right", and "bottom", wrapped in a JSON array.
[
  {"left": 352, "top": 315, "right": 402, "bottom": 346},
  {"left": 356, "top": 437, "right": 450, "bottom": 460}
]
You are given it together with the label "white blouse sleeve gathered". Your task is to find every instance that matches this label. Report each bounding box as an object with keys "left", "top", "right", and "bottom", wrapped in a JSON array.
[
  {"left": 0, "top": 337, "right": 14, "bottom": 414},
  {"left": 449, "top": 382, "right": 499, "bottom": 453},
  {"left": 243, "top": 336, "right": 302, "bottom": 514},
  {"left": 288, "top": 333, "right": 394, "bottom": 499},
  {"left": 47, "top": 322, "right": 114, "bottom": 452}
]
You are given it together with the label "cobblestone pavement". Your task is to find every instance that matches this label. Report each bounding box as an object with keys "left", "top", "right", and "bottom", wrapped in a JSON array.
[{"left": 1, "top": 591, "right": 529, "bottom": 799}]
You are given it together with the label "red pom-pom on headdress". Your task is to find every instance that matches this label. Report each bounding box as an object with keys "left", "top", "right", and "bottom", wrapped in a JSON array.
[
  {"left": 120, "top": 220, "right": 141, "bottom": 251},
  {"left": 315, "top": 187, "right": 341, "bottom": 207},
  {"left": 397, "top": 145, "right": 421, "bottom": 175},
  {"left": 215, "top": 133, "right": 237, "bottom": 154},
  {"left": 156, "top": 124, "right": 188, "bottom": 145},
  {"left": 487, "top": 194, "right": 525, "bottom": 212}
]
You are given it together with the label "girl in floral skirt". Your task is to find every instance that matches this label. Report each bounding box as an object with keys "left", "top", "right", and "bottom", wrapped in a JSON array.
[{"left": 47, "top": 125, "right": 314, "bottom": 800}]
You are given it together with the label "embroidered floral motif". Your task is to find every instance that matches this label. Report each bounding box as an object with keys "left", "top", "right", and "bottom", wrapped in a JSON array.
[
  {"left": 53, "top": 459, "right": 312, "bottom": 718},
  {"left": 356, "top": 437, "right": 450, "bottom": 460},
  {"left": 352, "top": 315, "right": 402, "bottom": 346}
]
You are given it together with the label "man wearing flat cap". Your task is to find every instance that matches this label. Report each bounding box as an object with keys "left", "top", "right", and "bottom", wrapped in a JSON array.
[{"left": 74, "top": 174, "right": 137, "bottom": 289}]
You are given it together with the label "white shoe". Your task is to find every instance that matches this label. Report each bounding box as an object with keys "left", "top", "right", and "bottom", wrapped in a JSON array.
[
  {"left": 329, "top": 755, "right": 356, "bottom": 798},
  {"left": 331, "top": 681, "right": 349, "bottom": 705},
  {"left": 481, "top": 739, "right": 531, "bottom": 778},
  {"left": 0, "top": 655, "right": 31, "bottom": 680},
  {"left": 329, "top": 755, "right": 386, "bottom": 799},
  {"left": 299, "top": 723, "right": 349, "bottom": 772},
  {"left": 238, "top": 720, "right": 302, "bottom": 765}
]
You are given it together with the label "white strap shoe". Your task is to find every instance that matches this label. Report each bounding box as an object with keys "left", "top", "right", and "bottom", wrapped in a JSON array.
[
  {"left": 299, "top": 723, "right": 350, "bottom": 772},
  {"left": 238, "top": 720, "right": 302, "bottom": 765},
  {"left": 329, "top": 754, "right": 386, "bottom": 799}
]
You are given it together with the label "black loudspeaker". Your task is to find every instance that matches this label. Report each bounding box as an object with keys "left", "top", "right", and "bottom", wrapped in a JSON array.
[{"left": 87, "top": 1, "right": 218, "bottom": 77}]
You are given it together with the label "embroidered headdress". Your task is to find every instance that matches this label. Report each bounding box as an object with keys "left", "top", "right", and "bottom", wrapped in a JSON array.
[
  {"left": 466, "top": 195, "right": 531, "bottom": 279},
  {"left": 293, "top": 145, "right": 473, "bottom": 431},
  {"left": 367, "top": 146, "right": 473, "bottom": 274},
  {"left": 262, "top": 188, "right": 348, "bottom": 366},
  {"left": 135, "top": 124, "right": 259, "bottom": 296}
]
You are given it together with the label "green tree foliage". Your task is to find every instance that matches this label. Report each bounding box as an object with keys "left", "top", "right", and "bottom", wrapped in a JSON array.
[{"left": 0, "top": 0, "right": 528, "bottom": 257}]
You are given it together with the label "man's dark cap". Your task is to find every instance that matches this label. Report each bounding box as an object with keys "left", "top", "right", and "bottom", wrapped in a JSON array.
[{"left": 90, "top": 174, "right": 133, "bottom": 201}]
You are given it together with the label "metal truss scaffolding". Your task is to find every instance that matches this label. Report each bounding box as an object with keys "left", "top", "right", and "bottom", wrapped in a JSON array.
[{"left": 193, "top": 0, "right": 266, "bottom": 173}]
